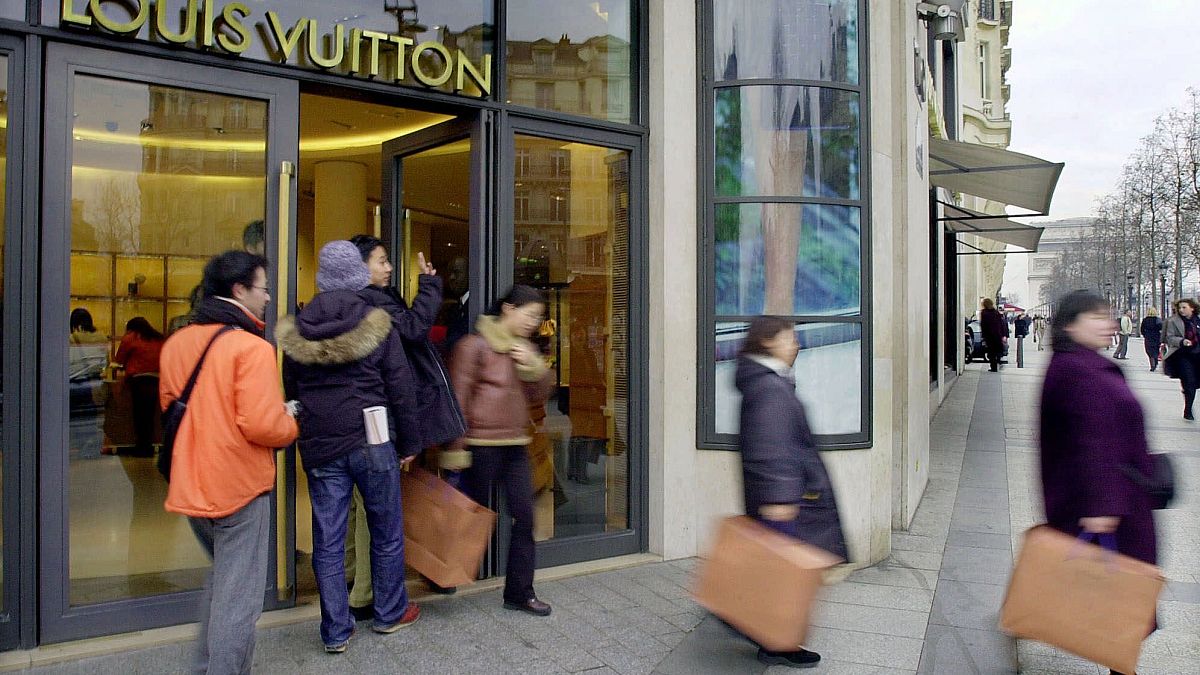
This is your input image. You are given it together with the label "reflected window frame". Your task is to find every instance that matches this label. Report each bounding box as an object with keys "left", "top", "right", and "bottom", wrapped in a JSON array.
[{"left": 697, "top": 0, "right": 871, "bottom": 450}]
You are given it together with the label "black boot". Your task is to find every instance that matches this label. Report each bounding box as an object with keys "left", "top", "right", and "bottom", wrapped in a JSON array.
[
  {"left": 757, "top": 647, "right": 820, "bottom": 668},
  {"left": 1185, "top": 391, "right": 1195, "bottom": 420}
]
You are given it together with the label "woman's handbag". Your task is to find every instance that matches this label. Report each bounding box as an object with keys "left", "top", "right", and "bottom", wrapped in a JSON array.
[{"left": 1121, "top": 453, "right": 1176, "bottom": 510}]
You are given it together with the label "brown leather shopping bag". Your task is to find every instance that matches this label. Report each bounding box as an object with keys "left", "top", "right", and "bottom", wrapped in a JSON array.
[
  {"left": 693, "top": 516, "right": 843, "bottom": 651},
  {"left": 401, "top": 467, "right": 497, "bottom": 588},
  {"left": 1000, "top": 525, "right": 1164, "bottom": 674}
]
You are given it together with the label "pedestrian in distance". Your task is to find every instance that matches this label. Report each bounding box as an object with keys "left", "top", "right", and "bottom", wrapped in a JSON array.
[
  {"left": 449, "top": 284, "right": 555, "bottom": 617},
  {"left": 1033, "top": 314, "right": 1048, "bottom": 351},
  {"left": 1114, "top": 310, "right": 1133, "bottom": 359},
  {"left": 1038, "top": 291, "right": 1159, "bottom": 675},
  {"left": 735, "top": 316, "right": 847, "bottom": 669},
  {"left": 350, "top": 235, "right": 466, "bottom": 603},
  {"left": 278, "top": 241, "right": 423, "bottom": 654},
  {"left": 1163, "top": 298, "right": 1200, "bottom": 420},
  {"left": 159, "top": 251, "right": 299, "bottom": 675},
  {"left": 980, "top": 299, "right": 1009, "bottom": 372},
  {"left": 1140, "top": 307, "right": 1163, "bottom": 372}
]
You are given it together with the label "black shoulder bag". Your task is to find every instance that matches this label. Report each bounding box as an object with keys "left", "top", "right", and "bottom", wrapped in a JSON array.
[{"left": 157, "top": 326, "right": 237, "bottom": 481}]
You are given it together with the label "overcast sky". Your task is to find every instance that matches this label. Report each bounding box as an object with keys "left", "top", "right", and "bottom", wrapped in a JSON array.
[
  {"left": 1006, "top": 0, "right": 1200, "bottom": 220},
  {"left": 1001, "top": 0, "right": 1199, "bottom": 304}
]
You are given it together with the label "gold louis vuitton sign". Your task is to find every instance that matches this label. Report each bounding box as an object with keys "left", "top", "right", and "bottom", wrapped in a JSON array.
[{"left": 61, "top": 0, "right": 492, "bottom": 96}]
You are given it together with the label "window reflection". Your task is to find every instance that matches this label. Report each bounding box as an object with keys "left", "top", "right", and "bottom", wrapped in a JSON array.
[
  {"left": 714, "top": 322, "right": 862, "bottom": 435},
  {"left": 68, "top": 75, "right": 267, "bottom": 605},
  {"left": 715, "top": 203, "right": 861, "bottom": 316},
  {"left": 513, "top": 135, "right": 630, "bottom": 539},
  {"left": 713, "top": 0, "right": 859, "bottom": 84},
  {"left": 0, "top": 53, "right": 7, "bottom": 610},
  {"left": 506, "top": 0, "right": 632, "bottom": 123}
]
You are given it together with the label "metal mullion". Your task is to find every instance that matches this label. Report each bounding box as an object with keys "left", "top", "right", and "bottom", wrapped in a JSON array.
[
  {"left": 494, "top": 0, "right": 506, "bottom": 105},
  {"left": 501, "top": 101, "right": 649, "bottom": 136},
  {"left": 712, "top": 77, "right": 862, "bottom": 93},
  {"left": 715, "top": 315, "right": 864, "bottom": 325},
  {"left": 712, "top": 195, "right": 864, "bottom": 208}
]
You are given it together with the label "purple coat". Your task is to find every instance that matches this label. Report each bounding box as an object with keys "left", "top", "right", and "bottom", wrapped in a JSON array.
[{"left": 1039, "top": 347, "right": 1157, "bottom": 564}]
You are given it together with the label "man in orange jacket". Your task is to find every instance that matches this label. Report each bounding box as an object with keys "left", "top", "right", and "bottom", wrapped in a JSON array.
[{"left": 160, "top": 251, "right": 298, "bottom": 675}]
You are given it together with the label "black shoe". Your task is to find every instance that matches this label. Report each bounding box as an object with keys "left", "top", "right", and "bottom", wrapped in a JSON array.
[
  {"left": 757, "top": 647, "right": 821, "bottom": 668},
  {"left": 349, "top": 604, "right": 374, "bottom": 621},
  {"left": 1185, "top": 410, "right": 1194, "bottom": 421},
  {"left": 425, "top": 578, "right": 457, "bottom": 595},
  {"left": 503, "top": 597, "right": 552, "bottom": 616}
]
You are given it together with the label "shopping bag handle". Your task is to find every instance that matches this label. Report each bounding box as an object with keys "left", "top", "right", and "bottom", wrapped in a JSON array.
[{"left": 1069, "top": 531, "right": 1119, "bottom": 572}]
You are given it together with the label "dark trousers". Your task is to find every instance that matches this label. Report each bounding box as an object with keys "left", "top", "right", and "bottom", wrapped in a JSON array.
[
  {"left": 1145, "top": 342, "right": 1161, "bottom": 370},
  {"left": 129, "top": 375, "right": 160, "bottom": 456},
  {"left": 463, "top": 445, "right": 536, "bottom": 603},
  {"left": 306, "top": 443, "right": 408, "bottom": 646},
  {"left": 1115, "top": 333, "right": 1130, "bottom": 358},
  {"left": 985, "top": 341, "right": 1003, "bottom": 371},
  {"left": 1175, "top": 354, "right": 1198, "bottom": 413}
]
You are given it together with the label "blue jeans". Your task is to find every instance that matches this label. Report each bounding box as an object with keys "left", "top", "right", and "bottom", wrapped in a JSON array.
[{"left": 306, "top": 443, "right": 409, "bottom": 645}]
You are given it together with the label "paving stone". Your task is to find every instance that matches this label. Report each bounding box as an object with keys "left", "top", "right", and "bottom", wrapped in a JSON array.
[
  {"left": 846, "top": 563, "right": 939, "bottom": 591},
  {"left": 917, "top": 624, "right": 1017, "bottom": 674},
  {"left": 949, "top": 505, "right": 1012, "bottom": 535},
  {"left": 891, "top": 532, "right": 948, "bottom": 553},
  {"left": 928, "top": 579, "right": 1006, "bottom": 631},
  {"left": 805, "top": 626, "right": 924, "bottom": 670},
  {"left": 810, "top": 600, "right": 929, "bottom": 639},
  {"left": 820, "top": 581, "right": 935, "bottom": 613},
  {"left": 938, "top": 545, "right": 1013, "bottom": 586}
]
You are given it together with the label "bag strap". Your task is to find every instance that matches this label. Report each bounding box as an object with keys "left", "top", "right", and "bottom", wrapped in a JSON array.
[{"left": 178, "top": 325, "right": 238, "bottom": 405}]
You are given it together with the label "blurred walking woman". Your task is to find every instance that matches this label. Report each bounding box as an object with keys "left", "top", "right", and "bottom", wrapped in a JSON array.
[
  {"left": 735, "top": 316, "right": 846, "bottom": 669},
  {"left": 449, "top": 285, "right": 554, "bottom": 616},
  {"left": 1140, "top": 307, "right": 1163, "bottom": 372},
  {"left": 1039, "top": 291, "right": 1157, "bottom": 675},
  {"left": 1164, "top": 299, "right": 1200, "bottom": 420}
]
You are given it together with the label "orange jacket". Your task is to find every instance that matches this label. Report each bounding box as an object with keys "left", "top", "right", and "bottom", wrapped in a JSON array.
[{"left": 159, "top": 316, "right": 298, "bottom": 518}]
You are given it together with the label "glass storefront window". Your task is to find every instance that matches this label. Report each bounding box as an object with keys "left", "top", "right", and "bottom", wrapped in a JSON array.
[
  {"left": 51, "top": 1, "right": 495, "bottom": 97},
  {"left": 67, "top": 74, "right": 267, "bottom": 605},
  {"left": 715, "top": 86, "right": 860, "bottom": 199},
  {"left": 0, "top": 2, "right": 21, "bottom": 21},
  {"left": 712, "top": 0, "right": 859, "bottom": 84},
  {"left": 715, "top": 203, "right": 861, "bottom": 316},
  {"left": 506, "top": 0, "right": 632, "bottom": 123},
  {"left": 513, "top": 135, "right": 630, "bottom": 539},
  {"left": 714, "top": 322, "right": 862, "bottom": 435}
]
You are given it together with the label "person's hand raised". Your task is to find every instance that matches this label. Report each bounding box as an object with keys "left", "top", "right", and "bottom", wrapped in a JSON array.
[{"left": 416, "top": 251, "right": 436, "bottom": 276}]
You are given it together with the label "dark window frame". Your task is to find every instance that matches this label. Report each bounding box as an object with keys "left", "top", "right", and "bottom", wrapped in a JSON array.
[{"left": 697, "top": 0, "right": 872, "bottom": 450}]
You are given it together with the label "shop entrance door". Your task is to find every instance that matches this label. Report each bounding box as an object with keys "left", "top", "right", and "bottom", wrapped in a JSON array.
[{"left": 39, "top": 44, "right": 298, "bottom": 643}]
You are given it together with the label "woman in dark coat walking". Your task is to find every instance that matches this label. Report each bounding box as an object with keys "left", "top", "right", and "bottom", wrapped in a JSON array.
[
  {"left": 1039, "top": 291, "right": 1158, "bottom": 675},
  {"left": 979, "top": 298, "right": 1009, "bottom": 372},
  {"left": 1163, "top": 298, "right": 1200, "bottom": 420},
  {"left": 735, "top": 316, "right": 846, "bottom": 669},
  {"left": 1140, "top": 307, "right": 1163, "bottom": 372}
]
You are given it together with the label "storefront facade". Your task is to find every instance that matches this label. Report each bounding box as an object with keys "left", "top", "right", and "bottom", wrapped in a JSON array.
[
  {"left": 2, "top": 0, "right": 965, "bottom": 654},
  {"left": 1, "top": 0, "right": 650, "bottom": 649}
]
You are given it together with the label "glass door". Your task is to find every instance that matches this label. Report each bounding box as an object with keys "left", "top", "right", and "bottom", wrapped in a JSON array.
[{"left": 39, "top": 44, "right": 297, "bottom": 644}]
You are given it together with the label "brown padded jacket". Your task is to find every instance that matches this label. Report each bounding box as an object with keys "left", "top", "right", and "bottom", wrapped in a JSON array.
[
  {"left": 159, "top": 311, "right": 299, "bottom": 518},
  {"left": 450, "top": 315, "right": 554, "bottom": 448}
]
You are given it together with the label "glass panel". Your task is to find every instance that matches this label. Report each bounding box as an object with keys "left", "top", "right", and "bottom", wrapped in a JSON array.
[
  {"left": 713, "top": 0, "right": 859, "bottom": 84},
  {"left": 67, "top": 74, "right": 267, "bottom": 605},
  {"left": 506, "top": 0, "right": 632, "bottom": 123},
  {"left": 715, "top": 86, "right": 859, "bottom": 199},
  {"left": 513, "top": 135, "right": 630, "bottom": 539},
  {"left": 0, "top": 53, "right": 7, "bottom": 611},
  {"left": 715, "top": 322, "right": 862, "bottom": 435},
  {"left": 716, "top": 203, "right": 860, "bottom": 316},
  {"left": 0, "top": 1, "right": 21, "bottom": 21},
  {"left": 51, "top": 2, "right": 494, "bottom": 97}
]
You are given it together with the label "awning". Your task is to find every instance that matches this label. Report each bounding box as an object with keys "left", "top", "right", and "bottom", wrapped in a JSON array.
[
  {"left": 942, "top": 203, "right": 1044, "bottom": 254},
  {"left": 929, "top": 137, "right": 1064, "bottom": 215}
]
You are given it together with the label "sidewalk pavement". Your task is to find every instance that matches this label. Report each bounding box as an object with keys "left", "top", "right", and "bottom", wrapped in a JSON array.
[{"left": 22, "top": 341, "right": 1199, "bottom": 674}]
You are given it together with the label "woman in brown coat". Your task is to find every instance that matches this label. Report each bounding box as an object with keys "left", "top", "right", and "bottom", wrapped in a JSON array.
[{"left": 447, "top": 285, "right": 554, "bottom": 616}]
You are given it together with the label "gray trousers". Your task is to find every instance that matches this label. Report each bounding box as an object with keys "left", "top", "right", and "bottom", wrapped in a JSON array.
[
  {"left": 1116, "top": 333, "right": 1130, "bottom": 358},
  {"left": 188, "top": 492, "right": 272, "bottom": 675}
]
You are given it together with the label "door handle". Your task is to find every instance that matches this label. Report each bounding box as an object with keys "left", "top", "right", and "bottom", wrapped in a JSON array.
[{"left": 277, "top": 160, "right": 295, "bottom": 321}]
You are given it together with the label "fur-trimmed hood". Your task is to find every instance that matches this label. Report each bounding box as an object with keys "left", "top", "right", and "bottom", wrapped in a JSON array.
[{"left": 278, "top": 290, "right": 392, "bottom": 366}]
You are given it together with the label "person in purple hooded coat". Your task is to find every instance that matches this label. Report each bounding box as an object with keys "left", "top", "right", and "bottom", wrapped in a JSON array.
[{"left": 1039, "top": 291, "right": 1158, "bottom": 674}]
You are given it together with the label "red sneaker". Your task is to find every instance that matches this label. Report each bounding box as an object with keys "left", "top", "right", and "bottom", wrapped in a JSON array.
[{"left": 372, "top": 603, "right": 420, "bottom": 634}]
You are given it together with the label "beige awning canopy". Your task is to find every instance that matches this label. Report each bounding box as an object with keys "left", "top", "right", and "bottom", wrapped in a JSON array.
[
  {"left": 943, "top": 203, "right": 1045, "bottom": 253},
  {"left": 929, "top": 138, "right": 1064, "bottom": 215}
]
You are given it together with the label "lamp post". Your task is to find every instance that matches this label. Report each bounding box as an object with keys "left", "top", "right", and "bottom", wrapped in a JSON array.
[{"left": 1159, "top": 261, "right": 1169, "bottom": 315}]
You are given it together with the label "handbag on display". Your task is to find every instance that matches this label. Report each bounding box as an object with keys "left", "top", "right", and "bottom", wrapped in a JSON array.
[{"left": 1000, "top": 525, "right": 1164, "bottom": 674}]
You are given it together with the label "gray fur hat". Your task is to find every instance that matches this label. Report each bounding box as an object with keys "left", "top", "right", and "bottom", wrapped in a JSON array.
[{"left": 317, "top": 241, "right": 370, "bottom": 292}]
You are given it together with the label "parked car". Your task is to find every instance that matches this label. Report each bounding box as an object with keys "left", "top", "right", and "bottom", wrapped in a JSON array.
[{"left": 964, "top": 319, "right": 1008, "bottom": 363}]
